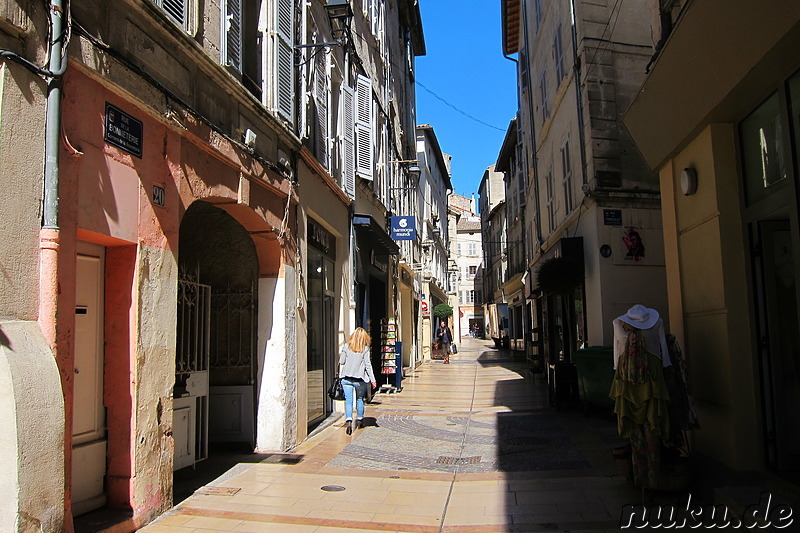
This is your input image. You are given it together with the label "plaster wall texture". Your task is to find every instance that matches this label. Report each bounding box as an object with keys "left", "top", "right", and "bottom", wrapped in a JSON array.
[
  {"left": 0, "top": 321, "right": 65, "bottom": 533},
  {"left": 665, "top": 124, "right": 760, "bottom": 470},
  {"left": 131, "top": 244, "right": 178, "bottom": 524},
  {"left": 0, "top": 65, "right": 47, "bottom": 321},
  {"left": 256, "top": 272, "right": 298, "bottom": 451}
]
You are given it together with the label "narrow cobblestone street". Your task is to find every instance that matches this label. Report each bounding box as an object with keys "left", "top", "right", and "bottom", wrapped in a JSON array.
[{"left": 141, "top": 338, "right": 640, "bottom": 532}]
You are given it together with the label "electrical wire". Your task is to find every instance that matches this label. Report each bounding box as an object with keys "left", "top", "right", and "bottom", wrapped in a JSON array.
[
  {"left": 0, "top": 0, "right": 70, "bottom": 79},
  {"left": 583, "top": 0, "right": 625, "bottom": 80},
  {"left": 416, "top": 81, "right": 506, "bottom": 132},
  {"left": 346, "top": 27, "right": 509, "bottom": 133}
]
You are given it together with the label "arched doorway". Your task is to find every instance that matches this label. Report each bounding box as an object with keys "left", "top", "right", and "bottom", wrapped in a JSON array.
[{"left": 174, "top": 201, "right": 258, "bottom": 471}]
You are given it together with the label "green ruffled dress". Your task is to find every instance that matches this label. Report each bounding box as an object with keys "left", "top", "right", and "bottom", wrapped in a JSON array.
[{"left": 609, "top": 327, "right": 670, "bottom": 488}]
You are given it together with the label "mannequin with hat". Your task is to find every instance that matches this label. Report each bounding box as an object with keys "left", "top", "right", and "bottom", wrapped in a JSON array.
[{"left": 609, "top": 304, "right": 672, "bottom": 491}]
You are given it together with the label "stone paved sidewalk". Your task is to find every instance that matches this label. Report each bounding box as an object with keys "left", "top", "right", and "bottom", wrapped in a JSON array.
[{"left": 139, "top": 337, "right": 641, "bottom": 532}]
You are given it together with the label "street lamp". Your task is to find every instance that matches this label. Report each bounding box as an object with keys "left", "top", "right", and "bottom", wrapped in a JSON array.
[
  {"left": 295, "top": 0, "right": 353, "bottom": 49},
  {"left": 325, "top": 0, "right": 353, "bottom": 41}
]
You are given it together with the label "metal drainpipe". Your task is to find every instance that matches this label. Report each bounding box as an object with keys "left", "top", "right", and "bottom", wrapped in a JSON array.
[
  {"left": 569, "top": 0, "right": 588, "bottom": 187},
  {"left": 44, "top": 0, "right": 67, "bottom": 230},
  {"left": 39, "top": 0, "right": 68, "bottom": 356},
  {"left": 520, "top": 0, "right": 542, "bottom": 250}
]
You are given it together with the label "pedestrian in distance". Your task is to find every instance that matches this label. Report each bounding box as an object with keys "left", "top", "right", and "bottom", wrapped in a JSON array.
[
  {"left": 338, "top": 327, "right": 377, "bottom": 435},
  {"left": 435, "top": 320, "right": 453, "bottom": 364}
]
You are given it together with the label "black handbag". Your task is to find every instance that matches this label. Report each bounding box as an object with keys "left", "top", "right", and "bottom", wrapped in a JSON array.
[{"left": 327, "top": 377, "right": 345, "bottom": 401}]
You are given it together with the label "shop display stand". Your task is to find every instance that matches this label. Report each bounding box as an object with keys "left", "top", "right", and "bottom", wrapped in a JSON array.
[{"left": 379, "top": 318, "right": 399, "bottom": 393}]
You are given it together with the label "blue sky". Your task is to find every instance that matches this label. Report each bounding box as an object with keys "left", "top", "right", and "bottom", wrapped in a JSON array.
[{"left": 415, "top": 0, "right": 518, "bottom": 201}]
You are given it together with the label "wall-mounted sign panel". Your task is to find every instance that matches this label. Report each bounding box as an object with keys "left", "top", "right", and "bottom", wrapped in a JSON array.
[
  {"left": 104, "top": 103, "right": 143, "bottom": 158},
  {"left": 390, "top": 216, "right": 416, "bottom": 241}
]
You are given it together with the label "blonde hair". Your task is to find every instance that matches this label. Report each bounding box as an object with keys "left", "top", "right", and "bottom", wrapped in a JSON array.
[{"left": 347, "top": 327, "right": 371, "bottom": 352}]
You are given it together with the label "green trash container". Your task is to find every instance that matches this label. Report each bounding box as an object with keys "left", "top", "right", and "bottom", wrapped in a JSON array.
[{"left": 574, "top": 346, "right": 615, "bottom": 411}]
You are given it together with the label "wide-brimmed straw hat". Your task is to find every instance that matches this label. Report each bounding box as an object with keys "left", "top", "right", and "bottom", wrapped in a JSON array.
[{"left": 616, "top": 304, "right": 659, "bottom": 330}]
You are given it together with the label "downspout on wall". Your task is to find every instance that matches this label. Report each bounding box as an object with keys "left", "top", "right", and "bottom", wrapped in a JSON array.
[
  {"left": 39, "top": 0, "right": 68, "bottom": 351},
  {"left": 569, "top": 0, "right": 588, "bottom": 186},
  {"left": 520, "top": 0, "right": 542, "bottom": 249}
]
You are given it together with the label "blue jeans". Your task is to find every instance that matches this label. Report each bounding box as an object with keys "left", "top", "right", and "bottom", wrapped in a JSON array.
[{"left": 341, "top": 378, "right": 367, "bottom": 421}]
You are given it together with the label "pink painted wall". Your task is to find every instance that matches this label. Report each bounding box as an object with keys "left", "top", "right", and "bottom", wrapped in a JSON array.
[{"left": 56, "top": 67, "right": 296, "bottom": 524}]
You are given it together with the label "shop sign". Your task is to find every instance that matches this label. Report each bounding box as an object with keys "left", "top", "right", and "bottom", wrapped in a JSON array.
[
  {"left": 389, "top": 216, "right": 416, "bottom": 241},
  {"left": 370, "top": 250, "right": 387, "bottom": 273},
  {"left": 104, "top": 103, "right": 143, "bottom": 158},
  {"left": 308, "top": 219, "right": 335, "bottom": 258}
]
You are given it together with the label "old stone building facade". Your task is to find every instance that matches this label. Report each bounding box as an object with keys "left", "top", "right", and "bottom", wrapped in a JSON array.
[{"left": 0, "top": 0, "right": 425, "bottom": 530}]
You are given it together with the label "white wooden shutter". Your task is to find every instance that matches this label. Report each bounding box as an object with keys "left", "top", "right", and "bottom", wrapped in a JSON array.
[
  {"left": 161, "top": 0, "right": 188, "bottom": 28},
  {"left": 355, "top": 73, "right": 373, "bottom": 181},
  {"left": 274, "top": 0, "right": 295, "bottom": 126},
  {"left": 341, "top": 83, "right": 355, "bottom": 198},
  {"left": 222, "top": 0, "right": 243, "bottom": 73},
  {"left": 314, "top": 52, "right": 330, "bottom": 169}
]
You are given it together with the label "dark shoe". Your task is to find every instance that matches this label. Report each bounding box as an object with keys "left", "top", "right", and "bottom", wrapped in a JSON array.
[
  {"left": 346, "top": 420, "right": 353, "bottom": 435},
  {"left": 356, "top": 419, "right": 363, "bottom": 429}
]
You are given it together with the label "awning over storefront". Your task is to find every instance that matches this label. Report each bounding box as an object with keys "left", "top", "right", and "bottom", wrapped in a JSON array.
[
  {"left": 353, "top": 214, "right": 400, "bottom": 255},
  {"left": 501, "top": 272, "right": 525, "bottom": 295}
]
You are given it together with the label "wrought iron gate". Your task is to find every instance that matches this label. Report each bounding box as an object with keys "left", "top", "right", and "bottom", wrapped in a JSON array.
[{"left": 174, "top": 277, "right": 211, "bottom": 469}]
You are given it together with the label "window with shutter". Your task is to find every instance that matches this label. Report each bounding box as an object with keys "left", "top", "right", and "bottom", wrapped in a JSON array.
[
  {"left": 274, "top": 0, "right": 294, "bottom": 126},
  {"left": 222, "top": 0, "right": 243, "bottom": 73},
  {"left": 152, "top": 0, "right": 190, "bottom": 31},
  {"left": 314, "top": 52, "right": 330, "bottom": 169},
  {"left": 539, "top": 70, "right": 549, "bottom": 122},
  {"left": 355, "top": 74, "right": 373, "bottom": 181},
  {"left": 553, "top": 25, "right": 565, "bottom": 84},
  {"left": 341, "top": 84, "right": 356, "bottom": 199},
  {"left": 561, "top": 138, "right": 573, "bottom": 213}
]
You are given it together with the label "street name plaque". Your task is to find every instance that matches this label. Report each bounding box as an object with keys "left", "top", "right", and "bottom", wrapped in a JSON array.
[{"left": 104, "top": 102, "right": 143, "bottom": 158}]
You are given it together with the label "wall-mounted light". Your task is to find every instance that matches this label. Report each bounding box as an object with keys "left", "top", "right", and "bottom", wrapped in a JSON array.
[
  {"left": 325, "top": 0, "right": 353, "bottom": 40},
  {"left": 294, "top": 0, "right": 353, "bottom": 49},
  {"left": 680, "top": 167, "right": 698, "bottom": 196},
  {"left": 243, "top": 128, "right": 257, "bottom": 148}
]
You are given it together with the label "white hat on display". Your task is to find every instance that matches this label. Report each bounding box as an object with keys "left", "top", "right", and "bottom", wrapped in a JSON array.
[{"left": 616, "top": 304, "right": 659, "bottom": 330}]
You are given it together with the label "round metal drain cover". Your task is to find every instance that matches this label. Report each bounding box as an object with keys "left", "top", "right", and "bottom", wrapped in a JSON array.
[{"left": 320, "top": 485, "right": 346, "bottom": 492}]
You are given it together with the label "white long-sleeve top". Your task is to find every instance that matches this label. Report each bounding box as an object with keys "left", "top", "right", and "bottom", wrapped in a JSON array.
[
  {"left": 612, "top": 317, "right": 671, "bottom": 369},
  {"left": 338, "top": 345, "right": 376, "bottom": 383}
]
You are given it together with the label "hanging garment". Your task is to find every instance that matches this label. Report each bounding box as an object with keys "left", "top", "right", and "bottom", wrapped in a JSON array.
[
  {"left": 609, "top": 322, "right": 671, "bottom": 489},
  {"left": 663, "top": 334, "right": 700, "bottom": 448}
]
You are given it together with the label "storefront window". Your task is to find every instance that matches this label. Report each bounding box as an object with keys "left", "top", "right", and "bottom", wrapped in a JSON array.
[
  {"left": 307, "top": 249, "right": 325, "bottom": 424},
  {"left": 740, "top": 92, "right": 788, "bottom": 205},
  {"left": 307, "top": 220, "right": 336, "bottom": 427}
]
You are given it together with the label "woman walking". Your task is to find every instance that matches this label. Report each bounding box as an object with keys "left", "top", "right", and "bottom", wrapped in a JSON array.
[{"left": 339, "top": 327, "right": 377, "bottom": 434}]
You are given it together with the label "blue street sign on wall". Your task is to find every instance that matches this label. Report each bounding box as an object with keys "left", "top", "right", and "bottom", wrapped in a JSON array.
[{"left": 390, "top": 216, "right": 416, "bottom": 241}]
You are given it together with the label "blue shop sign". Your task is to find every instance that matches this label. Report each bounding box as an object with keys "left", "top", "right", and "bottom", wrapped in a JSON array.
[{"left": 390, "top": 216, "right": 416, "bottom": 241}]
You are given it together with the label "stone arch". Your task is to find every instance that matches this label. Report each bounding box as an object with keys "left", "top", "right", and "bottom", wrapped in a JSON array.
[{"left": 174, "top": 200, "right": 270, "bottom": 469}]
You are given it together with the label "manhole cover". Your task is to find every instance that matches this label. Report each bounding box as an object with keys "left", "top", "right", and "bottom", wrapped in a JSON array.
[
  {"left": 320, "top": 485, "right": 346, "bottom": 492},
  {"left": 195, "top": 486, "right": 241, "bottom": 496},
  {"left": 436, "top": 456, "right": 481, "bottom": 465}
]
